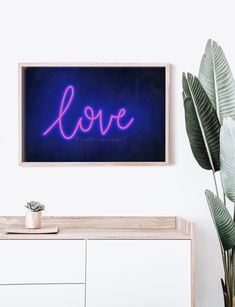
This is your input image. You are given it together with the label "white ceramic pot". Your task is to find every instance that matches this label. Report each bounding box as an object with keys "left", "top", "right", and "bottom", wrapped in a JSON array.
[{"left": 25, "top": 211, "right": 42, "bottom": 229}]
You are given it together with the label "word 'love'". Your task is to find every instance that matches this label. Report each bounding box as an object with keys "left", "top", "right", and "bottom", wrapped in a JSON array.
[{"left": 43, "top": 85, "right": 134, "bottom": 140}]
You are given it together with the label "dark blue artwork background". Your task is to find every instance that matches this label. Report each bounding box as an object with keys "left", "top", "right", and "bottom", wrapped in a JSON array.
[{"left": 23, "top": 67, "right": 166, "bottom": 162}]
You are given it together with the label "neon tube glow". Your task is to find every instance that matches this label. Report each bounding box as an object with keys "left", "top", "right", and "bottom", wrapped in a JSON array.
[{"left": 43, "top": 85, "right": 134, "bottom": 140}]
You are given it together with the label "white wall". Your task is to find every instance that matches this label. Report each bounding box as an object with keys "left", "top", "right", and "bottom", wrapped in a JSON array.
[{"left": 0, "top": 0, "right": 233, "bottom": 305}]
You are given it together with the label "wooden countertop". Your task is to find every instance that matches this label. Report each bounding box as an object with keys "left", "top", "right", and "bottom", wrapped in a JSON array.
[{"left": 0, "top": 216, "right": 194, "bottom": 240}]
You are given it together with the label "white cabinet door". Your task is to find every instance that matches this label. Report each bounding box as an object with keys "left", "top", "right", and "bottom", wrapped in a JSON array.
[
  {"left": 0, "top": 284, "right": 85, "bottom": 307},
  {"left": 0, "top": 240, "right": 85, "bottom": 284},
  {"left": 87, "top": 240, "right": 191, "bottom": 307}
]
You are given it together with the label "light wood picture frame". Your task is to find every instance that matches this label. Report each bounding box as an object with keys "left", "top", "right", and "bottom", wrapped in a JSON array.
[{"left": 19, "top": 63, "right": 170, "bottom": 166}]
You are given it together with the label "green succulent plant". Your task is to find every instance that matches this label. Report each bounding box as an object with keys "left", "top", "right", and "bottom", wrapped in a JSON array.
[
  {"left": 183, "top": 39, "right": 235, "bottom": 307},
  {"left": 25, "top": 201, "right": 45, "bottom": 212}
]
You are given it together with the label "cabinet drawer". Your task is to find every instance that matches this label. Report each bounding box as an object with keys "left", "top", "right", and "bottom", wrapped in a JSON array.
[
  {"left": 0, "top": 240, "right": 85, "bottom": 284},
  {"left": 87, "top": 240, "right": 192, "bottom": 307},
  {"left": 0, "top": 284, "right": 85, "bottom": 307}
]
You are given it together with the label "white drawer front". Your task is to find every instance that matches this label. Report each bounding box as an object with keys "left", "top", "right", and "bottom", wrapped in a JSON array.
[
  {"left": 0, "top": 240, "right": 85, "bottom": 284},
  {"left": 87, "top": 240, "right": 192, "bottom": 307},
  {"left": 0, "top": 284, "right": 85, "bottom": 307}
]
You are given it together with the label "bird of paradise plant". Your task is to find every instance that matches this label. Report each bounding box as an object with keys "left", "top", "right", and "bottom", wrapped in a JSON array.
[{"left": 183, "top": 39, "right": 235, "bottom": 307}]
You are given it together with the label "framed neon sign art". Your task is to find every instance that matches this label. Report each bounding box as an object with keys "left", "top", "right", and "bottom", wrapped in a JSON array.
[{"left": 19, "top": 63, "right": 169, "bottom": 165}]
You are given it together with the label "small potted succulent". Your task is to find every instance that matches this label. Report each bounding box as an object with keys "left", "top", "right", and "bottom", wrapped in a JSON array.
[{"left": 25, "top": 201, "right": 45, "bottom": 229}]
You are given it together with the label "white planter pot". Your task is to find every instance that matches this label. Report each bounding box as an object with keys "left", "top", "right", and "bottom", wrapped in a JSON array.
[{"left": 25, "top": 211, "right": 42, "bottom": 229}]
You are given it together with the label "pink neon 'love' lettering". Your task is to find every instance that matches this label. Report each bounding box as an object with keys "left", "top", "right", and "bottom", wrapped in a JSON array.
[{"left": 43, "top": 85, "right": 134, "bottom": 140}]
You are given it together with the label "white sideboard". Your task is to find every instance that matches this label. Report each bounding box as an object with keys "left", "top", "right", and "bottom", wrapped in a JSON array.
[{"left": 0, "top": 216, "right": 194, "bottom": 307}]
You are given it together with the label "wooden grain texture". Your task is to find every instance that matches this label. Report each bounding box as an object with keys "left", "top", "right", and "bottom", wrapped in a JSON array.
[{"left": 0, "top": 216, "right": 193, "bottom": 240}]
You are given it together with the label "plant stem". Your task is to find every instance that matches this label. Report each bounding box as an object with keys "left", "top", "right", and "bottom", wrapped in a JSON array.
[
  {"left": 211, "top": 172, "right": 231, "bottom": 305},
  {"left": 223, "top": 251, "right": 231, "bottom": 306},
  {"left": 213, "top": 171, "right": 219, "bottom": 197},
  {"left": 233, "top": 204, "right": 235, "bottom": 304},
  {"left": 224, "top": 194, "right": 227, "bottom": 207}
]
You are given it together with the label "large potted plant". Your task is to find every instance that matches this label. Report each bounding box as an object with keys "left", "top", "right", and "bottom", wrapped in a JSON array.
[{"left": 182, "top": 39, "right": 235, "bottom": 307}]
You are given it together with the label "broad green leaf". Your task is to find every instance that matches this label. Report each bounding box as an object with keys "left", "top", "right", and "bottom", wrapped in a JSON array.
[
  {"left": 205, "top": 190, "right": 235, "bottom": 251},
  {"left": 182, "top": 73, "right": 220, "bottom": 172},
  {"left": 199, "top": 39, "right": 235, "bottom": 123},
  {"left": 220, "top": 117, "right": 235, "bottom": 202}
]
